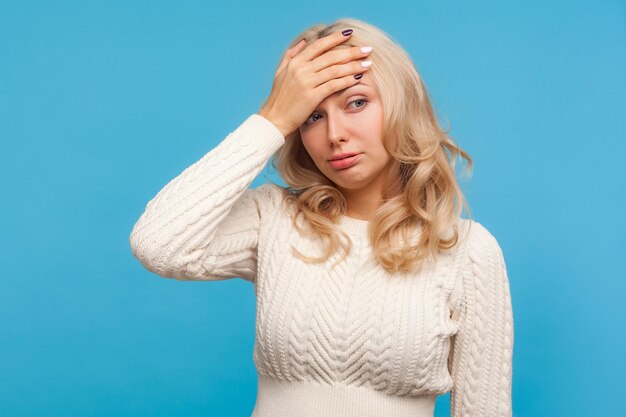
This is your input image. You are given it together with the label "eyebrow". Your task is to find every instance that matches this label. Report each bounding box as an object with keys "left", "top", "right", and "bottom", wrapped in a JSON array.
[{"left": 313, "top": 82, "right": 373, "bottom": 111}]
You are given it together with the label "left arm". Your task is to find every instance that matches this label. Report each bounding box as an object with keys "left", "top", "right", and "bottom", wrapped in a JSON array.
[{"left": 448, "top": 221, "right": 515, "bottom": 417}]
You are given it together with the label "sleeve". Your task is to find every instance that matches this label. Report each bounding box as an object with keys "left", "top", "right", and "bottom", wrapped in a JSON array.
[
  {"left": 128, "top": 114, "right": 285, "bottom": 283},
  {"left": 447, "top": 222, "right": 514, "bottom": 417}
]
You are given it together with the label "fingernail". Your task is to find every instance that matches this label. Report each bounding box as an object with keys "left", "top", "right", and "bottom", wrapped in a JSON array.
[
  {"left": 354, "top": 73, "right": 363, "bottom": 79},
  {"left": 360, "top": 60, "right": 372, "bottom": 68},
  {"left": 342, "top": 29, "right": 353, "bottom": 36},
  {"left": 361, "top": 46, "right": 373, "bottom": 53}
]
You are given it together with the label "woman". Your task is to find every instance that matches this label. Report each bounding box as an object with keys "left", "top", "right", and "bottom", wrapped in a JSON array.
[{"left": 130, "top": 18, "right": 514, "bottom": 417}]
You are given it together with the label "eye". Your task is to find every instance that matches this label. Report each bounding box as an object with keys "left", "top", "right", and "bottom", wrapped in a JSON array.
[
  {"left": 348, "top": 98, "right": 368, "bottom": 110},
  {"left": 303, "top": 98, "right": 369, "bottom": 126},
  {"left": 304, "top": 113, "right": 323, "bottom": 125}
]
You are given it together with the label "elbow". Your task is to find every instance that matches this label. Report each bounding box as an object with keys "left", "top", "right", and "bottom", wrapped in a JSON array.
[
  {"left": 129, "top": 227, "right": 199, "bottom": 280},
  {"left": 129, "top": 226, "right": 166, "bottom": 276}
]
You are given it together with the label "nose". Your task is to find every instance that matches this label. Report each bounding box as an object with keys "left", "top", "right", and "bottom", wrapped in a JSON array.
[{"left": 326, "top": 111, "right": 348, "bottom": 146}]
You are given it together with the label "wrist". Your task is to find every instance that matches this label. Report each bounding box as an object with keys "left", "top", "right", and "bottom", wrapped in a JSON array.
[{"left": 258, "top": 108, "right": 290, "bottom": 138}]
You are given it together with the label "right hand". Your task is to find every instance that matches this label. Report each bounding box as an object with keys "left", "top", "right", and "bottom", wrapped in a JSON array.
[{"left": 258, "top": 30, "right": 373, "bottom": 138}]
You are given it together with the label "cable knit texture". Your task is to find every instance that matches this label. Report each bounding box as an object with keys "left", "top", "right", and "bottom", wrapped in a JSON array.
[{"left": 129, "top": 114, "right": 514, "bottom": 417}]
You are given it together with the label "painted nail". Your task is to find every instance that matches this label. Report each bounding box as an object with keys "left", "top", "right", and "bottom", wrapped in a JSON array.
[
  {"left": 354, "top": 73, "right": 363, "bottom": 79},
  {"left": 342, "top": 29, "right": 353, "bottom": 36},
  {"left": 360, "top": 60, "right": 372, "bottom": 68},
  {"left": 361, "top": 46, "right": 373, "bottom": 53}
]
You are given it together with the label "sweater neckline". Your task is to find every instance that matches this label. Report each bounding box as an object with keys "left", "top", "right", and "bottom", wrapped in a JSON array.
[{"left": 339, "top": 215, "right": 370, "bottom": 236}]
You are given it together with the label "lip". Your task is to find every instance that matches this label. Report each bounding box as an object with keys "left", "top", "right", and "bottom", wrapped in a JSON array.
[
  {"left": 329, "top": 152, "right": 360, "bottom": 161},
  {"left": 328, "top": 153, "right": 362, "bottom": 170}
]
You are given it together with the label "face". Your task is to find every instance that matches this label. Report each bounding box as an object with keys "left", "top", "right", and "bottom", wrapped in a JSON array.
[{"left": 298, "top": 73, "right": 394, "bottom": 196}]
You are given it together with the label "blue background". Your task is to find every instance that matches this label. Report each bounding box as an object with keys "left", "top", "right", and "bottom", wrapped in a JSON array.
[{"left": 2, "top": 1, "right": 624, "bottom": 416}]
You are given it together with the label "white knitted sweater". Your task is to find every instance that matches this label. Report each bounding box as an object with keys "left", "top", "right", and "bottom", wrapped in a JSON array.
[{"left": 129, "top": 114, "right": 514, "bottom": 417}]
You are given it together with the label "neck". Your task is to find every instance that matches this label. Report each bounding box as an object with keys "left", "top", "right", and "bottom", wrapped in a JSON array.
[{"left": 341, "top": 170, "right": 403, "bottom": 221}]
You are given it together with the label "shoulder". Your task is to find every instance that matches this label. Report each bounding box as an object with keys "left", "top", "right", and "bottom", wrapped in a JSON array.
[
  {"left": 457, "top": 218, "right": 503, "bottom": 252},
  {"left": 449, "top": 219, "right": 510, "bottom": 311},
  {"left": 450, "top": 219, "right": 509, "bottom": 311},
  {"left": 217, "top": 183, "right": 289, "bottom": 233},
  {"left": 256, "top": 182, "right": 285, "bottom": 195},
  {"left": 455, "top": 218, "right": 507, "bottom": 275},
  {"left": 255, "top": 182, "right": 286, "bottom": 204},
  {"left": 246, "top": 182, "right": 290, "bottom": 216}
]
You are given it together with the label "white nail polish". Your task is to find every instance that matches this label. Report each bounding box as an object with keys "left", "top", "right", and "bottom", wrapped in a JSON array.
[
  {"left": 361, "top": 46, "right": 373, "bottom": 53},
  {"left": 361, "top": 60, "right": 372, "bottom": 68}
]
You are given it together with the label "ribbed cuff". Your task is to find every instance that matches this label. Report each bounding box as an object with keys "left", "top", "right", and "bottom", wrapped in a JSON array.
[{"left": 240, "top": 113, "right": 286, "bottom": 156}]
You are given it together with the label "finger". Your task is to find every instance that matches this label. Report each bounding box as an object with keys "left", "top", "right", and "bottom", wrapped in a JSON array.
[
  {"left": 297, "top": 29, "right": 353, "bottom": 63},
  {"left": 309, "top": 45, "right": 371, "bottom": 74},
  {"left": 313, "top": 59, "right": 372, "bottom": 91},
  {"left": 276, "top": 39, "right": 307, "bottom": 75},
  {"left": 314, "top": 70, "right": 370, "bottom": 103}
]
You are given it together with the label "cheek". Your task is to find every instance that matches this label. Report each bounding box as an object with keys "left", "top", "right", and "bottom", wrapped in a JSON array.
[
  {"left": 299, "top": 138, "right": 312, "bottom": 158},
  {"left": 300, "top": 137, "right": 322, "bottom": 160}
]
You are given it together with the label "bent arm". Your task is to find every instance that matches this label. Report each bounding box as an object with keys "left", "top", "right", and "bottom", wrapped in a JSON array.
[{"left": 129, "top": 114, "right": 285, "bottom": 282}]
